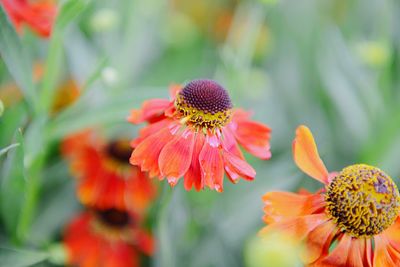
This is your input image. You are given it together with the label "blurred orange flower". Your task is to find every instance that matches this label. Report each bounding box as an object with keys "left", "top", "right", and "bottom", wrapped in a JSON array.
[
  {"left": 128, "top": 79, "right": 271, "bottom": 192},
  {"left": 62, "top": 130, "right": 157, "bottom": 213},
  {"left": 0, "top": 0, "right": 57, "bottom": 38},
  {"left": 262, "top": 125, "right": 400, "bottom": 266},
  {"left": 64, "top": 208, "right": 154, "bottom": 267}
]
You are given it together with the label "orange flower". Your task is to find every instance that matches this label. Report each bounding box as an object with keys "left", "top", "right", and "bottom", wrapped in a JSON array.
[
  {"left": 262, "top": 125, "right": 400, "bottom": 266},
  {"left": 128, "top": 79, "right": 271, "bottom": 192},
  {"left": 1, "top": 0, "right": 57, "bottom": 38},
  {"left": 62, "top": 130, "right": 157, "bottom": 213},
  {"left": 64, "top": 208, "right": 154, "bottom": 267}
]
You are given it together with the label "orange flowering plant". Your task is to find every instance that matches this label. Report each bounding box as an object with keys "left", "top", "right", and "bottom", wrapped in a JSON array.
[
  {"left": 129, "top": 79, "right": 271, "bottom": 192},
  {"left": 1, "top": 0, "right": 57, "bottom": 37},
  {"left": 0, "top": 0, "right": 399, "bottom": 266},
  {"left": 262, "top": 126, "right": 400, "bottom": 266}
]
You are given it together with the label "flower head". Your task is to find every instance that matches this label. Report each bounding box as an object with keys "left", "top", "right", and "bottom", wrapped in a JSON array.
[
  {"left": 62, "top": 130, "right": 157, "bottom": 213},
  {"left": 262, "top": 125, "right": 400, "bottom": 266},
  {"left": 128, "top": 79, "right": 271, "bottom": 192},
  {"left": 64, "top": 208, "right": 154, "bottom": 267},
  {"left": 1, "top": 0, "right": 57, "bottom": 38}
]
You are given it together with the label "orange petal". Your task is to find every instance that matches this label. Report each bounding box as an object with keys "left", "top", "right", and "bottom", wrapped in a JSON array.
[
  {"left": 159, "top": 129, "right": 195, "bottom": 186},
  {"left": 260, "top": 214, "right": 328, "bottom": 242},
  {"left": 127, "top": 99, "right": 170, "bottom": 124},
  {"left": 313, "top": 235, "right": 352, "bottom": 267},
  {"left": 131, "top": 119, "right": 171, "bottom": 148},
  {"left": 184, "top": 133, "right": 205, "bottom": 191},
  {"left": 262, "top": 191, "right": 325, "bottom": 224},
  {"left": 303, "top": 221, "right": 337, "bottom": 264},
  {"left": 223, "top": 151, "right": 256, "bottom": 182},
  {"left": 383, "top": 216, "right": 400, "bottom": 244},
  {"left": 232, "top": 113, "right": 271, "bottom": 160},
  {"left": 293, "top": 125, "right": 329, "bottom": 184},
  {"left": 346, "top": 238, "right": 371, "bottom": 267},
  {"left": 199, "top": 141, "right": 224, "bottom": 192},
  {"left": 130, "top": 127, "right": 174, "bottom": 178},
  {"left": 136, "top": 230, "right": 155, "bottom": 256},
  {"left": 374, "top": 235, "right": 400, "bottom": 266},
  {"left": 221, "top": 128, "right": 244, "bottom": 159}
]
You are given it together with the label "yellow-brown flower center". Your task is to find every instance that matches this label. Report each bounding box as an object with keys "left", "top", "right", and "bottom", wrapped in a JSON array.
[
  {"left": 92, "top": 208, "right": 134, "bottom": 242},
  {"left": 105, "top": 140, "right": 132, "bottom": 166},
  {"left": 325, "top": 164, "right": 400, "bottom": 237},
  {"left": 96, "top": 208, "right": 131, "bottom": 229},
  {"left": 175, "top": 79, "right": 233, "bottom": 131}
]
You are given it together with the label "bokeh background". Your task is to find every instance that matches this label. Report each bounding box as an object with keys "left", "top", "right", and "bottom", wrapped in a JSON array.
[{"left": 1, "top": 0, "right": 400, "bottom": 266}]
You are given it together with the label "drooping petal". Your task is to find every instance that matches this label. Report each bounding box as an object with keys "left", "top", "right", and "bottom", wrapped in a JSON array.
[
  {"left": 136, "top": 230, "right": 155, "bottom": 256},
  {"left": 262, "top": 191, "right": 325, "bottom": 224},
  {"left": 221, "top": 128, "right": 244, "bottom": 159},
  {"left": 261, "top": 214, "right": 329, "bottom": 242},
  {"left": 231, "top": 110, "right": 271, "bottom": 159},
  {"left": 312, "top": 235, "right": 352, "bottom": 267},
  {"left": 184, "top": 133, "right": 205, "bottom": 191},
  {"left": 125, "top": 169, "right": 157, "bottom": 213},
  {"left": 374, "top": 234, "right": 400, "bottom": 266},
  {"left": 293, "top": 125, "right": 329, "bottom": 184},
  {"left": 346, "top": 238, "right": 371, "bottom": 267},
  {"left": 130, "top": 127, "right": 174, "bottom": 178},
  {"left": 131, "top": 119, "right": 171, "bottom": 148},
  {"left": 159, "top": 129, "right": 195, "bottom": 186},
  {"left": 303, "top": 221, "right": 337, "bottom": 264},
  {"left": 103, "top": 244, "right": 139, "bottom": 267},
  {"left": 223, "top": 151, "right": 256, "bottom": 183},
  {"left": 127, "top": 99, "right": 171, "bottom": 124},
  {"left": 199, "top": 141, "right": 224, "bottom": 192},
  {"left": 383, "top": 216, "right": 400, "bottom": 244}
]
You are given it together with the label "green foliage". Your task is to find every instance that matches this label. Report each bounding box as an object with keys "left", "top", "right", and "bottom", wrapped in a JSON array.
[
  {"left": 39, "top": 0, "right": 91, "bottom": 114},
  {"left": 0, "top": 130, "right": 26, "bottom": 241},
  {"left": 0, "top": 143, "right": 19, "bottom": 158},
  {"left": 0, "top": 5, "right": 34, "bottom": 109},
  {"left": 1, "top": 0, "right": 400, "bottom": 266},
  {"left": 0, "top": 247, "right": 48, "bottom": 267}
]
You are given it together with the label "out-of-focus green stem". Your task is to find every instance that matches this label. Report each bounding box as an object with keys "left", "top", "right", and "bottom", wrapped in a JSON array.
[
  {"left": 16, "top": 156, "right": 44, "bottom": 243},
  {"left": 156, "top": 183, "right": 175, "bottom": 267}
]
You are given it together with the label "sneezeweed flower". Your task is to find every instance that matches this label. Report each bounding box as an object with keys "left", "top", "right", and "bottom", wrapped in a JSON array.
[
  {"left": 62, "top": 130, "right": 157, "bottom": 213},
  {"left": 128, "top": 79, "right": 271, "bottom": 192},
  {"left": 64, "top": 208, "right": 154, "bottom": 267},
  {"left": 262, "top": 125, "right": 400, "bottom": 266},
  {"left": 1, "top": 0, "right": 57, "bottom": 38}
]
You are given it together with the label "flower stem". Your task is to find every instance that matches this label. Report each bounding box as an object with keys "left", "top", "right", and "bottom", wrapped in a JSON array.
[{"left": 155, "top": 183, "right": 175, "bottom": 267}]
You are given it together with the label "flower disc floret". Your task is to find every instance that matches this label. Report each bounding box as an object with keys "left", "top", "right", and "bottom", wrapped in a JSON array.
[
  {"left": 175, "top": 79, "right": 233, "bottom": 130},
  {"left": 325, "top": 164, "right": 400, "bottom": 237}
]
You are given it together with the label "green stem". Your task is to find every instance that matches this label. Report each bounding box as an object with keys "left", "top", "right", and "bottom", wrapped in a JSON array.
[
  {"left": 156, "top": 183, "right": 175, "bottom": 267},
  {"left": 17, "top": 152, "right": 46, "bottom": 243}
]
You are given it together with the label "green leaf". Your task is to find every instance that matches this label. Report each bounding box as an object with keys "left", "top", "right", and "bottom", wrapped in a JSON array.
[
  {"left": 39, "top": 0, "right": 90, "bottom": 113},
  {"left": 0, "top": 99, "right": 4, "bottom": 116},
  {"left": 0, "top": 247, "right": 48, "bottom": 267},
  {"left": 0, "top": 5, "right": 35, "bottom": 108},
  {"left": 0, "top": 143, "right": 20, "bottom": 158},
  {"left": 47, "top": 88, "right": 161, "bottom": 140},
  {"left": 0, "top": 130, "right": 26, "bottom": 241}
]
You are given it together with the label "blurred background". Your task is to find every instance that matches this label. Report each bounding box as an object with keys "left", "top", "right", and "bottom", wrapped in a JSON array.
[{"left": 0, "top": 0, "right": 400, "bottom": 266}]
